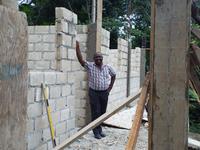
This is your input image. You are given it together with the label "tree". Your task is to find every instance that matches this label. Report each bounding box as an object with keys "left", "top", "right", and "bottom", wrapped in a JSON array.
[
  {"left": 19, "top": 0, "right": 92, "bottom": 25},
  {"left": 19, "top": 0, "right": 151, "bottom": 48}
]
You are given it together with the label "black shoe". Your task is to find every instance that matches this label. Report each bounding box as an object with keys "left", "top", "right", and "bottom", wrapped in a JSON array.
[
  {"left": 100, "top": 132, "right": 106, "bottom": 137},
  {"left": 94, "top": 134, "right": 101, "bottom": 139}
]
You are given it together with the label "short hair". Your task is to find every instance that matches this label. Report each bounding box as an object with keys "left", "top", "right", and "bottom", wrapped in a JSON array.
[{"left": 93, "top": 52, "right": 103, "bottom": 59}]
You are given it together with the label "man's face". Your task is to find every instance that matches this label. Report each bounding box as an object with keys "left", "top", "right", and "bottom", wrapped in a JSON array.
[{"left": 94, "top": 55, "right": 103, "bottom": 66}]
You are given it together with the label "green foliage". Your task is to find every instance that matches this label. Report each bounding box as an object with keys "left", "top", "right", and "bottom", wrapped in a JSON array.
[
  {"left": 19, "top": 0, "right": 151, "bottom": 48},
  {"left": 19, "top": 0, "right": 91, "bottom": 25},
  {"left": 189, "top": 99, "right": 200, "bottom": 134}
]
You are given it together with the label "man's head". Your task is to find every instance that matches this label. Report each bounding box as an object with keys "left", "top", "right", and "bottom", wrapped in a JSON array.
[{"left": 93, "top": 52, "right": 103, "bottom": 66}]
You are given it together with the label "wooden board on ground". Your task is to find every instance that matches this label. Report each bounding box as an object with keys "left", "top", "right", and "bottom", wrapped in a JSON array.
[{"left": 104, "top": 104, "right": 148, "bottom": 129}]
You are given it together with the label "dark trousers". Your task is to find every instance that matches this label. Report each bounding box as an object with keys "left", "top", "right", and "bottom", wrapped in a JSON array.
[{"left": 88, "top": 88, "right": 109, "bottom": 135}]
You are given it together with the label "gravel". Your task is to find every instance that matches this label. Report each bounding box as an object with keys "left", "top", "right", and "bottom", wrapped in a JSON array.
[{"left": 63, "top": 125, "right": 148, "bottom": 150}]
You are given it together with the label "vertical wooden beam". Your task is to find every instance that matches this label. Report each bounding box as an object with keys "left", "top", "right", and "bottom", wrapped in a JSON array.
[
  {"left": 150, "top": 0, "right": 190, "bottom": 149},
  {"left": 96, "top": 0, "right": 102, "bottom": 52},
  {"left": 92, "top": 0, "right": 96, "bottom": 23},
  {"left": 126, "top": 75, "right": 149, "bottom": 150},
  {"left": 0, "top": 6, "right": 28, "bottom": 150},
  {"left": 87, "top": 0, "right": 102, "bottom": 60}
]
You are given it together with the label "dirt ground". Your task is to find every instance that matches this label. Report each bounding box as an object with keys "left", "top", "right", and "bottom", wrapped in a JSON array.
[{"left": 64, "top": 125, "right": 148, "bottom": 150}]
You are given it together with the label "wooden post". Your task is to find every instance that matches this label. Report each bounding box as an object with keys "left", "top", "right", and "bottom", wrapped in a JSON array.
[
  {"left": 96, "top": 0, "right": 102, "bottom": 52},
  {"left": 149, "top": 0, "right": 190, "bottom": 149},
  {"left": 87, "top": 0, "right": 102, "bottom": 61},
  {"left": 126, "top": 75, "right": 149, "bottom": 150},
  {"left": 92, "top": 0, "right": 96, "bottom": 23},
  {"left": 0, "top": 5, "right": 28, "bottom": 150}
]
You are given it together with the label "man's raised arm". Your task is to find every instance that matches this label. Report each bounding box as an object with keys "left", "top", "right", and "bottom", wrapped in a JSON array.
[{"left": 76, "top": 41, "right": 85, "bottom": 67}]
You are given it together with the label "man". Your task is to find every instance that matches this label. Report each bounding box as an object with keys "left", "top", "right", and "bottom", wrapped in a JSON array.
[{"left": 76, "top": 41, "right": 116, "bottom": 139}]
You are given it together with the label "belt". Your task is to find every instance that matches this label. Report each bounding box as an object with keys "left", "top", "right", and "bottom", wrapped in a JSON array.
[{"left": 89, "top": 88, "right": 107, "bottom": 92}]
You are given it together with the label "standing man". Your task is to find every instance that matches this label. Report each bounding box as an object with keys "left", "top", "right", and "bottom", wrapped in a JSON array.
[{"left": 76, "top": 41, "right": 116, "bottom": 139}]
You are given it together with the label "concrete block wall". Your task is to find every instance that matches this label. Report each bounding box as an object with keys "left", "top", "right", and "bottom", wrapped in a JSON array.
[
  {"left": 28, "top": 26, "right": 56, "bottom": 71},
  {"left": 107, "top": 38, "right": 129, "bottom": 110},
  {"left": 75, "top": 25, "right": 89, "bottom": 126},
  {"left": 26, "top": 7, "right": 78, "bottom": 150},
  {"left": 26, "top": 7, "right": 141, "bottom": 149},
  {"left": 130, "top": 47, "right": 141, "bottom": 96}
]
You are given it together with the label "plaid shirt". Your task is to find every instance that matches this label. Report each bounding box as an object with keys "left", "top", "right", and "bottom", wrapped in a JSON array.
[{"left": 84, "top": 61, "right": 116, "bottom": 91}]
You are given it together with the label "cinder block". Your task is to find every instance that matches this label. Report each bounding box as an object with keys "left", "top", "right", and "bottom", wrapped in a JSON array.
[
  {"left": 26, "top": 119, "right": 34, "bottom": 133},
  {"left": 29, "top": 72, "right": 44, "bottom": 86},
  {"left": 59, "top": 46, "right": 67, "bottom": 59},
  {"left": 67, "top": 72, "right": 75, "bottom": 84},
  {"left": 43, "top": 52, "right": 56, "bottom": 60},
  {"left": 35, "top": 43, "right": 50, "bottom": 51},
  {"left": 61, "top": 108, "right": 70, "bottom": 121},
  {"left": 56, "top": 7, "right": 73, "bottom": 22},
  {"left": 28, "top": 61, "right": 35, "bottom": 70},
  {"left": 68, "top": 23, "right": 76, "bottom": 35},
  {"left": 60, "top": 60, "right": 71, "bottom": 72},
  {"left": 29, "top": 34, "right": 42, "bottom": 43},
  {"left": 56, "top": 72, "right": 67, "bottom": 84},
  {"left": 73, "top": 13, "right": 77, "bottom": 24},
  {"left": 52, "top": 111, "right": 61, "bottom": 124},
  {"left": 49, "top": 86, "right": 61, "bottom": 99},
  {"left": 77, "top": 108, "right": 87, "bottom": 117},
  {"left": 28, "top": 87, "right": 35, "bottom": 104},
  {"left": 49, "top": 25, "right": 56, "bottom": 33},
  {"left": 35, "top": 87, "right": 42, "bottom": 102},
  {"left": 77, "top": 34, "right": 87, "bottom": 42},
  {"left": 27, "top": 103, "right": 43, "bottom": 118},
  {"left": 76, "top": 90, "right": 87, "bottom": 99},
  {"left": 66, "top": 118, "right": 75, "bottom": 131},
  {"left": 67, "top": 48, "right": 76, "bottom": 60},
  {"left": 56, "top": 121, "right": 66, "bottom": 136},
  {"left": 71, "top": 61, "right": 81, "bottom": 71},
  {"left": 56, "top": 98, "right": 67, "bottom": 110},
  {"left": 50, "top": 43, "right": 56, "bottom": 51},
  {"left": 50, "top": 60, "right": 57, "bottom": 70},
  {"left": 70, "top": 108, "right": 76, "bottom": 118},
  {"left": 28, "top": 43, "right": 34, "bottom": 51},
  {"left": 57, "top": 34, "right": 72, "bottom": 47},
  {"left": 35, "top": 26, "right": 50, "bottom": 33},
  {"left": 81, "top": 81, "right": 88, "bottom": 90},
  {"left": 66, "top": 96, "right": 75, "bottom": 107},
  {"left": 44, "top": 72, "right": 56, "bottom": 85},
  {"left": 35, "top": 143, "right": 47, "bottom": 150},
  {"left": 76, "top": 25, "right": 88, "bottom": 34},
  {"left": 27, "top": 132, "right": 42, "bottom": 150},
  {"left": 61, "top": 84, "right": 71, "bottom": 96},
  {"left": 34, "top": 61, "right": 50, "bottom": 70},
  {"left": 56, "top": 20, "right": 68, "bottom": 33},
  {"left": 43, "top": 34, "right": 55, "bottom": 43},
  {"left": 42, "top": 128, "right": 51, "bottom": 142},
  {"left": 28, "top": 26, "right": 35, "bottom": 34},
  {"left": 35, "top": 115, "right": 49, "bottom": 130},
  {"left": 28, "top": 52, "right": 42, "bottom": 60}
]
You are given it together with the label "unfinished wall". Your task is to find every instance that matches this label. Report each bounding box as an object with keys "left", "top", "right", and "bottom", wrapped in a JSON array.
[
  {"left": 26, "top": 7, "right": 78, "bottom": 150},
  {"left": 26, "top": 7, "right": 141, "bottom": 149}
]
